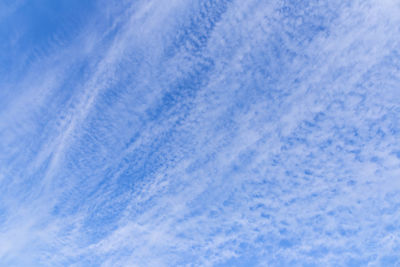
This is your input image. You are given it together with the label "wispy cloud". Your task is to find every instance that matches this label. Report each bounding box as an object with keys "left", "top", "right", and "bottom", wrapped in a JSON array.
[{"left": 1, "top": 0, "right": 400, "bottom": 266}]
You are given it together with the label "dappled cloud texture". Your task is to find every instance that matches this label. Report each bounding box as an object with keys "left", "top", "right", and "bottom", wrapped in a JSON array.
[{"left": 1, "top": 0, "right": 400, "bottom": 266}]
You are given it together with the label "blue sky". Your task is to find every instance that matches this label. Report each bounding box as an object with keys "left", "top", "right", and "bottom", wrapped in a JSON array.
[{"left": 1, "top": 0, "right": 400, "bottom": 266}]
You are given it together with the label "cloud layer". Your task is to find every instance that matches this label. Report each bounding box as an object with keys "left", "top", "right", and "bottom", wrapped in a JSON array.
[{"left": 1, "top": 0, "right": 400, "bottom": 266}]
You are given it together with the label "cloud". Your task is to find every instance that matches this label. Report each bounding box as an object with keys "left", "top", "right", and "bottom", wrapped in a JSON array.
[{"left": 1, "top": 0, "right": 400, "bottom": 266}]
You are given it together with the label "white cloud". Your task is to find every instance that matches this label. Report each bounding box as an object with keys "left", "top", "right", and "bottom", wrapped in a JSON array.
[{"left": 1, "top": 0, "right": 400, "bottom": 266}]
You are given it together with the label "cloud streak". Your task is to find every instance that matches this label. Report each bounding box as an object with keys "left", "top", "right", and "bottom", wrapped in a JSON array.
[{"left": 1, "top": 0, "right": 400, "bottom": 266}]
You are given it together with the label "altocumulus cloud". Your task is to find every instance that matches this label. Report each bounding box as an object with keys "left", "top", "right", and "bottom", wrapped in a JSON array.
[{"left": 1, "top": 0, "right": 400, "bottom": 266}]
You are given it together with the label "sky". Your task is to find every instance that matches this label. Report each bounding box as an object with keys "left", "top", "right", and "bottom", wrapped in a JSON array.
[{"left": 1, "top": 0, "right": 400, "bottom": 266}]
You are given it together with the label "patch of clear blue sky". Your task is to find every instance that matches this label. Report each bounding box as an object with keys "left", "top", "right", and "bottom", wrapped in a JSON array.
[{"left": 0, "top": 0, "right": 96, "bottom": 78}]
